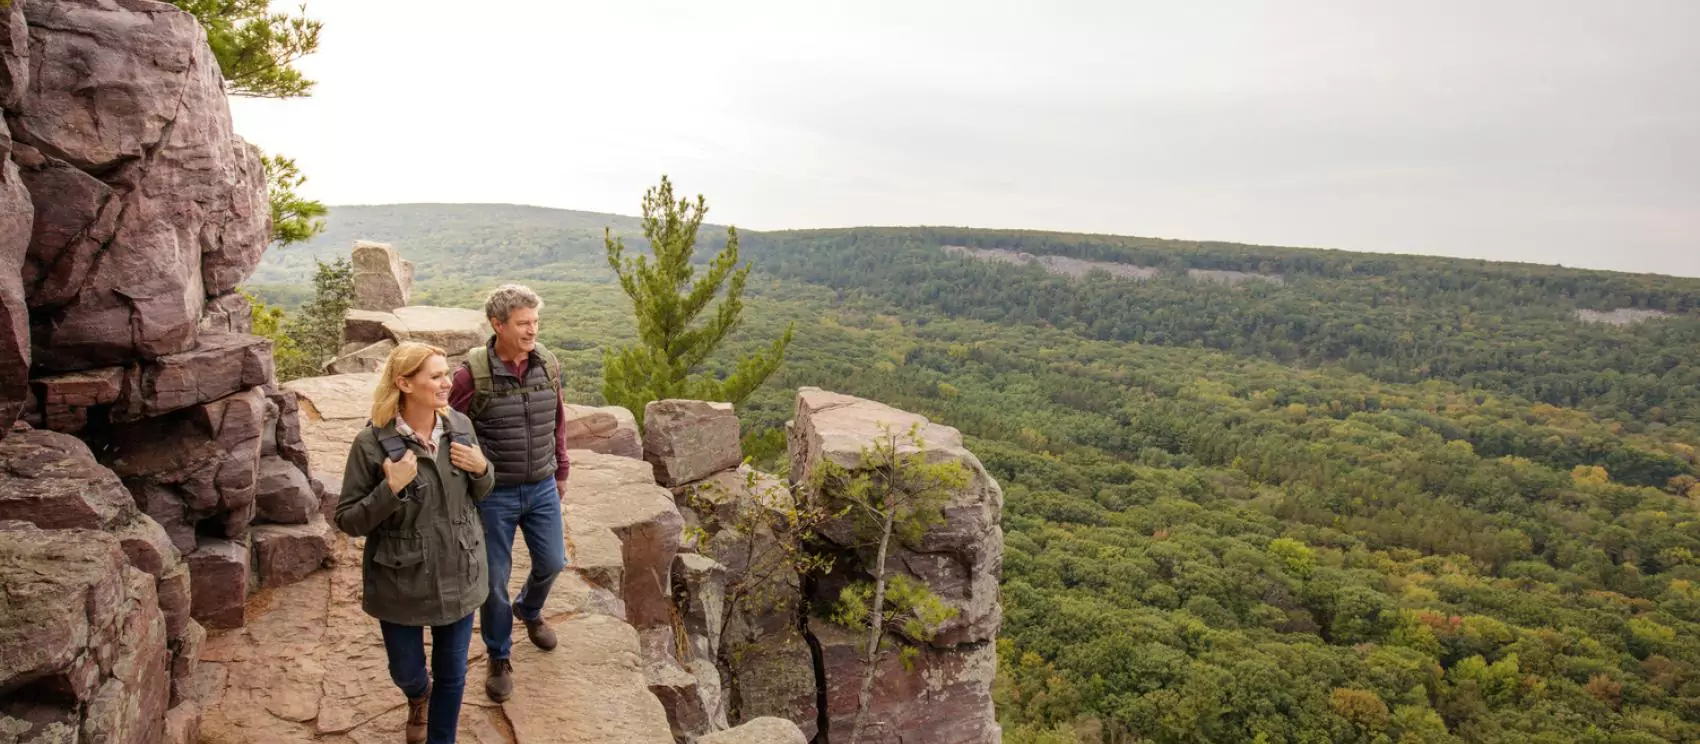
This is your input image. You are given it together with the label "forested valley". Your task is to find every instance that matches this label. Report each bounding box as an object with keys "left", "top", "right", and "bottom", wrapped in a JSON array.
[{"left": 252, "top": 205, "right": 1700, "bottom": 743}]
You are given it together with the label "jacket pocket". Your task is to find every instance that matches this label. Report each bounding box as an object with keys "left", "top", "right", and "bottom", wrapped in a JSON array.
[
  {"left": 454, "top": 519, "right": 487, "bottom": 595},
  {"left": 374, "top": 538, "right": 425, "bottom": 568},
  {"left": 370, "top": 533, "right": 428, "bottom": 608}
]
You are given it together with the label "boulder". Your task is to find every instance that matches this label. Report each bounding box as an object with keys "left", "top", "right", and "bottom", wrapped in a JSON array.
[
  {"left": 343, "top": 309, "right": 398, "bottom": 346},
  {"left": 156, "top": 564, "right": 193, "bottom": 641},
  {"left": 0, "top": 428, "right": 134, "bottom": 530},
  {"left": 350, "top": 240, "right": 412, "bottom": 312},
  {"left": 0, "top": 121, "right": 30, "bottom": 439},
  {"left": 186, "top": 538, "right": 248, "bottom": 630},
  {"left": 15, "top": 0, "right": 267, "bottom": 371},
  {"left": 280, "top": 373, "right": 377, "bottom": 481},
  {"left": 644, "top": 399, "right": 742, "bottom": 487},
  {"left": 381, "top": 306, "right": 490, "bottom": 357},
  {"left": 32, "top": 366, "right": 124, "bottom": 433},
  {"left": 323, "top": 338, "right": 395, "bottom": 375},
  {"left": 788, "top": 387, "right": 1004, "bottom": 646},
  {"left": 561, "top": 451, "right": 684, "bottom": 629},
  {"left": 110, "top": 333, "right": 275, "bottom": 423},
  {"left": 199, "top": 292, "right": 253, "bottom": 335},
  {"left": 265, "top": 388, "right": 312, "bottom": 477},
  {"left": 250, "top": 517, "right": 332, "bottom": 589},
  {"left": 564, "top": 403, "right": 642, "bottom": 459},
  {"left": 698, "top": 717, "right": 808, "bottom": 744},
  {"left": 78, "top": 566, "right": 171, "bottom": 744},
  {"left": 102, "top": 388, "right": 268, "bottom": 546},
  {"left": 0, "top": 522, "right": 128, "bottom": 703},
  {"left": 129, "top": 485, "right": 196, "bottom": 556},
  {"left": 640, "top": 626, "right": 717, "bottom": 741},
  {"left": 112, "top": 514, "right": 182, "bottom": 581},
  {"left": 33, "top": 337, "right": 272, "bottom": 433},
  {"left": 812, "top": 623, "right": 999, "bottom": 744},
  {"left": 0, "top": 522, "right": 172, "bottom": 744},
  {"left": 672, "top": 553, "right": 727, "bottom": 656},
  {"left": 669, "top": 553, "right": 731, "bottom": 735},
  {"left": 254, "top": 456, "right": 316, "bottom": 525},
  {"left": 722, "top": 625, "right": 818, "bottom": 738}
]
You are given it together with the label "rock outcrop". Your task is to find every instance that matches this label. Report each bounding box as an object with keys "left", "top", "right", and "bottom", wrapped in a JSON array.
[
  {"left": 185, "top": 369, "right": 1006, "bottom": 743},
  {"left": 698, "top": 717, "right": 809, "bottom": 744},
  {"left": 786, "top": 388, "right": 1004, "bottom": 742},
  {"left": 790, "top": 388, "right": 1004, "bottom": 648},
  {"left": 350, "top": 240, "right": 413, "bottom": 312},
  {"left": 0, "top": 522, "right": 171, "bottom": 744},
  {"left": 564, "top": 403, "right": 643, "bottom": 459},
  {"left": 645, "top": 399, "right": 744, "bottom": 487},
  {"left": 0, "top": 433, "right": 203, "bottom": 742},
  {"left": 14, "top": 0, "right": 267, "bottom": 372},
  {"left": 657, "top": 389, "right": 1006, "bottom": 743},
  {"left": 383, "top": 305, "right": 491, "bottom": 357},
  {"left": 1, "top": 0, "right": 322, "bottom": 738}
]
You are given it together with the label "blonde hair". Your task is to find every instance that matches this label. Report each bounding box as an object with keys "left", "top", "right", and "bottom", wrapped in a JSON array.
[{"left": 370, "top": 341, "right": 449, "bottom": 427}]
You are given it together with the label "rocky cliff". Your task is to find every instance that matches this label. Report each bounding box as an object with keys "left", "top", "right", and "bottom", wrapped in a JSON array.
[
  {"left": 0, "top": 2, "right": 1001, "bottom": 738},
  {"left": 1, "top": 1, "right": 325, "bottom": 740},
  {"left": 657, "top": 391, "right": 1005, "bottom": 743}
]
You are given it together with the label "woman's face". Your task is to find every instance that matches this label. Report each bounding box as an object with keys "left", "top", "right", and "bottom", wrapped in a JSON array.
[{"left": 399, "top": 354, "right": 451, "bottom": 408}]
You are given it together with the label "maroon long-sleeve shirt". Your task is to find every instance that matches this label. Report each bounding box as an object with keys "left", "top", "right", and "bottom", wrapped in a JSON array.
[{"left": 448, "top": 356, "right": 570, "bottom": 482}]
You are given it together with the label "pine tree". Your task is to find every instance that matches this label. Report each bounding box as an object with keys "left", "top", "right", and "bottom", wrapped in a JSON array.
[
  {"left": 261, "top": 153, "right": 326, "bottom": 247},
  {"left": 167, "top": 0, "right": 322, "bottom": 99},
  {"left": 818, "top": 425, "right": 967, "bottom": 742},
  {"left": 602, "top": 175, "right": 794, "bottom": 422}
]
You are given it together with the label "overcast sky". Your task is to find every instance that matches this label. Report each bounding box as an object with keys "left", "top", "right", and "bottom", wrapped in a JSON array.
[{"left": 230, "top": 1, "right": 1700, "bottom": 277}]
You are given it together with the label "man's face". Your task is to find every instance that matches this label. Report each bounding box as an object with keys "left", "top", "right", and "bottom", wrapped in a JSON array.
[{"left": 492, "top": 307, "right": 539, "bottom": 353}]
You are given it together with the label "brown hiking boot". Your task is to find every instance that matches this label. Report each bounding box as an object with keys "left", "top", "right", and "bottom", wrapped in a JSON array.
[
  {"left": 486, "top": 658, "right": 513, "bottom": 703},
  {"left": 405, "top": 682, "right": 430, "bottom": 744},
  {"left": 514, "top": 604, "right": 557, "bottom": 651}
]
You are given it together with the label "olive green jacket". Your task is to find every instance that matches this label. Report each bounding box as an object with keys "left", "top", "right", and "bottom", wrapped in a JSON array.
[{"left": 335, "top": 410, "right": 495, "bottom": 627}]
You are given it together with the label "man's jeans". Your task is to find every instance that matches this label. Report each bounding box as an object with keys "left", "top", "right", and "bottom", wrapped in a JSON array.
[
  {"left": 380, "top": 613, "right": 475, "bottom": 744},
  {"left": 478, "top": 477, "right": 567, "bottom": 660}
]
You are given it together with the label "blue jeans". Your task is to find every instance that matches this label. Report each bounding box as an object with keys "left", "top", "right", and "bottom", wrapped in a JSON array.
[
  {"left": 478, "top": 477, "right": 567, "bottom": 659},
  {"left": 380, "top": 613, "right": 474, "bottom": 744}
]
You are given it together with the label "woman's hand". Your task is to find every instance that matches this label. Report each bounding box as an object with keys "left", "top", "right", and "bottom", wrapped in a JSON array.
[
  {"left": 450, "top": 442, "right": 488, "bottom": 477},
  {"left": 382, "top": 450, "right": 419, "bottom": 494}
]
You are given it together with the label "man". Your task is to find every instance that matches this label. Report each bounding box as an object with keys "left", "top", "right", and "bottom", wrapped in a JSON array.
[{"left": 448, "top": 284, "right": 569, "bottom": 703}]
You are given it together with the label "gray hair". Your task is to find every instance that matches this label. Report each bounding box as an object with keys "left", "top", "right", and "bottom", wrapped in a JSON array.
[{"left": 484, "top": 283, "right": 544, "bottom": 323}]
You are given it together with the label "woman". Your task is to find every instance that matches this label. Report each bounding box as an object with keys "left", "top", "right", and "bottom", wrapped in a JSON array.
[{"left": 335, "top": 342, "right": 494, "bottom": 744}]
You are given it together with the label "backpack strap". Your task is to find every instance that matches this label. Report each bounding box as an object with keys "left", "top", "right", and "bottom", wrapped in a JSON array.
[
  {"left": 464, "top": 344, "right": 564, "bottom": 420},
  {"left": 533, "top": 342, "right": 564, "bottom": 399},
  {"left": 364, "top": 420, "right": 419, "bottom": 501},
  {"left": 464, "top": 346, "right": 496, "bottom": 419},
  {"left": 445, "top": 413, "right": 474, "bottom": 449}
]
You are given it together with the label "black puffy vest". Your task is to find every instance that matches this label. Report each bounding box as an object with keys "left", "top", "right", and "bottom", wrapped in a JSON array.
[{"left": 466, "top": 344, "right": 559, "bottom": 486}]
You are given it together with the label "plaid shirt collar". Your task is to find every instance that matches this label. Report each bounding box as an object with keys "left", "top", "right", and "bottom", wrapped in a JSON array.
[{"left": 394, "top": 413, "right": 445, "bottom": 456}]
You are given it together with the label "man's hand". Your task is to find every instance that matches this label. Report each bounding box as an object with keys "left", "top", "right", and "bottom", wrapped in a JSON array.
[
  {"left": 382, "top": 451, "right": 419, "bottom": 495},
  {"left": 449, "top": 442, "right": 488, "bottom": 477},
  {"left": 556, "top": 478, "right": 567, "bottom": 500}
]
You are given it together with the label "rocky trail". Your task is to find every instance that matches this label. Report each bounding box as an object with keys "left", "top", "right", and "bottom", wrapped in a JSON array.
[{"left": 198, "top": 527, "right": 671, "bottom": 743}]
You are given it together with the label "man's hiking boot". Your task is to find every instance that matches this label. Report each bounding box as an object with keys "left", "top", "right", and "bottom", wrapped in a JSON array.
[
  {"left": 405, "top": 681, "right": 430, "bottom": 744},
  {"left": 486, "top": 658, "right": 513, "bottom": 703},
  {"left": 514, "top": 603, "right": 557, "bottom": 651}
]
